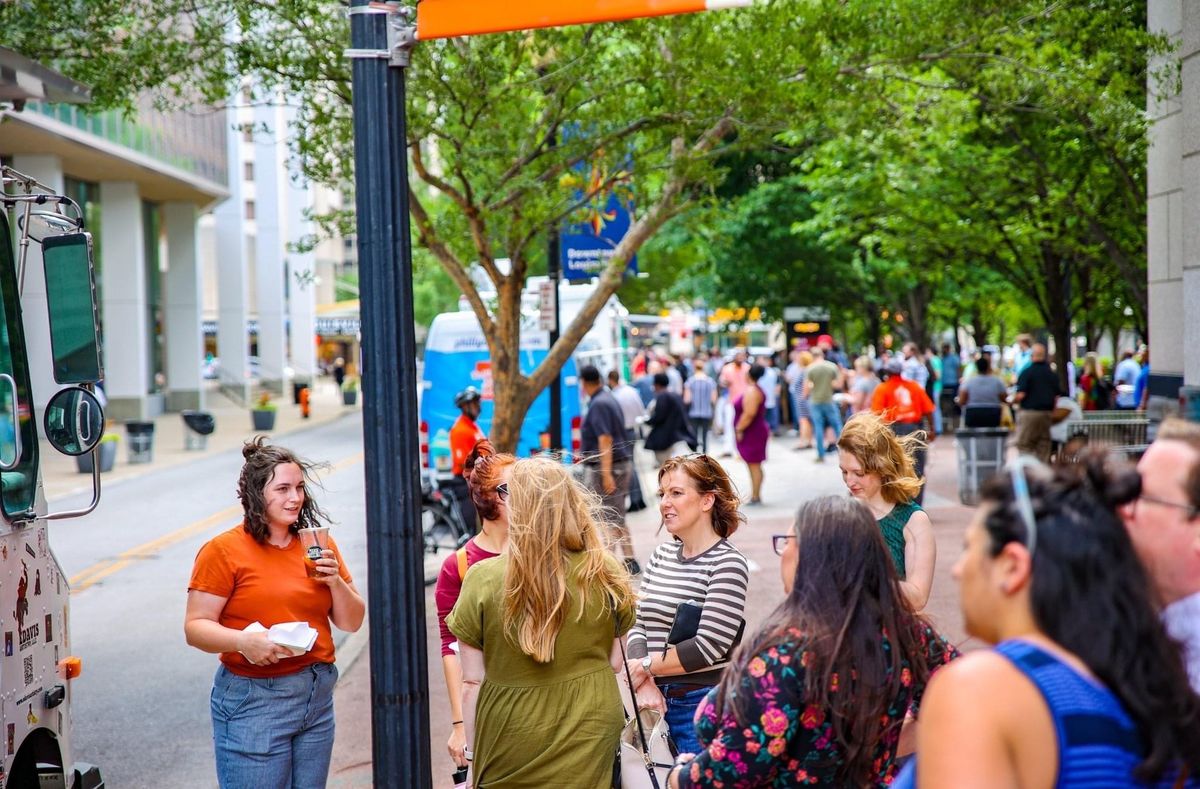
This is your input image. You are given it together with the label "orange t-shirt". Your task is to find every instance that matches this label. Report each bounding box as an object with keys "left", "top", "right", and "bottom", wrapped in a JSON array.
[
  {"left": 871, "top": 377, "right": 935, "bottom": 425},
  {"left": 449, "top": 414, "right": 485, "bottom": 476},
  {"left": 188, "top": 524, "right": 353, "bottom": 678}
]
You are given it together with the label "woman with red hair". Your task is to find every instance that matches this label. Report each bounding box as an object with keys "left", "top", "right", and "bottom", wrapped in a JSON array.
[{"left": 435, "top": 439, "right": 515, "bottom": 775}]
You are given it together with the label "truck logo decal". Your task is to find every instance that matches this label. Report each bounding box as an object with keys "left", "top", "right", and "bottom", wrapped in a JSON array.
[
  {"left": 3, "top": 633, "right": 11, "bottom": 657},
  {"left": 26, "top": 705, "right": 37, "bottom": 726},
  {"left": 14, "top": 561, "right": 28, "bottom": 629},
  {"left": 6, "top": 723, "right": 13, "bottom": 755}
]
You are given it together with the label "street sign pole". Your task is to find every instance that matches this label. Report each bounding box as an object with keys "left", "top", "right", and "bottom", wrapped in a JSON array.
[
  {"left": 547, "top": 228, "right": 563, "bottom": 452},
  {"left": 347, "top": 3, "right": 431, "bottom": 787}
]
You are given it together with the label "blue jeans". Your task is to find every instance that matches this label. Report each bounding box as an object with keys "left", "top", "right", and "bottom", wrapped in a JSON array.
[
  {"left": 809, "top": 402, "right": 843, "bottom": 459},
  {"left": 662, "top": 685, "right": 712, "bottom": 756},
  {"left": 211, "top": 662, "right": 339, "bottom": 789}
]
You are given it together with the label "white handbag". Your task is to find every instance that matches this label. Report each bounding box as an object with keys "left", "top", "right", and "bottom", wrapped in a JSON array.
[
  {"left": 615, "top": 633, "right": 676, "bottom": 789},
  {"left": 616, "top": 706, "right": 675, "bottom": 789}
]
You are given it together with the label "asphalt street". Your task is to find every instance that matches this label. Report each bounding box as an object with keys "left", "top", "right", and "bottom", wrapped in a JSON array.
[{"left": 52, "top": 413, "right": 369, "bottom": 789}]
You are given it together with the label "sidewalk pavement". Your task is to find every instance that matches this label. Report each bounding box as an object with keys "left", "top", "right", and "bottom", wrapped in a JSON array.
[
  {"left": 40, "top": 378, "right": 357, "bottom": 502},
  {"left": 329, "top": 430, "right": 983, "bottom": 787}
]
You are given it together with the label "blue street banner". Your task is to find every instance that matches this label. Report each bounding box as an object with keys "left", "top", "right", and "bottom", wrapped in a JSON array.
[{"left": 560, "top": 164, "right": 638, "bottom": 281}]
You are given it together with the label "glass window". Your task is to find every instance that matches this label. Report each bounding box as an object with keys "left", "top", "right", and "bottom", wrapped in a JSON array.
[
  {"left": 245, "top": 200, "right": 255, "bottom": 220},
  {"left": 244, "top": 162, "right": 254, "bottom": 182},
  {"left": 143, "top": 202, "right": 164, "bottom": 395},
  {"left": 0, "top": 214, "right": 41, "bottom": 519}
]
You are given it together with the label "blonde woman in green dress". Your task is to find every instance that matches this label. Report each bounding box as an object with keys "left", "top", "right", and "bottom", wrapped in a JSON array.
[
  {"left": 836, "top": 412, "right": 936, "bottom": 611},
  {"left": 447, "top": 456, "right": 637, "bottom": 787}
]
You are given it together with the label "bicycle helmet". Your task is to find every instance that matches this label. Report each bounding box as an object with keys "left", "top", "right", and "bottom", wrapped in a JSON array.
[{"left": 454, "top": 387, "right": 482, "bottom": 408}]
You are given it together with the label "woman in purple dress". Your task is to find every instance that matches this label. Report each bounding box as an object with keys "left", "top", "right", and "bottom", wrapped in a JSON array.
[{"left": 734, "top": 364, "right": 770, "bottom": 505}]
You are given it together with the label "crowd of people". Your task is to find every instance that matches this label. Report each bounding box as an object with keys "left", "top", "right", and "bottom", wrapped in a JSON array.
[{"left": 179, "top": 330, "right": 1194, "bottom": 789}]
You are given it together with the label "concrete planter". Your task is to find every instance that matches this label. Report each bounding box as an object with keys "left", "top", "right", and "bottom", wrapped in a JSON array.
[{"left": 251, "top": 409, "right": 277, "bottom": 431}]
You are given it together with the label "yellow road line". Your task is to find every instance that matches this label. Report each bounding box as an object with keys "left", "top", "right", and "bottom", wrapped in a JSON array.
[{"left": 68, "top": 450, "right": 365, "bottom": 593}]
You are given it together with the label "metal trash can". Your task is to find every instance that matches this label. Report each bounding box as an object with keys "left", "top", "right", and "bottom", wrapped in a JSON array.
[
  {"left": 181, "top": 410, "right": 215, "bottom": 451},
  {"left": 125, "top": 421, "right": 155, "bottom": 464},
  {"left": 956, "top": 428, "right": 1009, "bottom": 506}
]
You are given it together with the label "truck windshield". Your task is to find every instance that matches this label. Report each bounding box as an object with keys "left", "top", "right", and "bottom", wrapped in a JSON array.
[{"left": 0, "top": 213, "right": 40, "bottom": 518}]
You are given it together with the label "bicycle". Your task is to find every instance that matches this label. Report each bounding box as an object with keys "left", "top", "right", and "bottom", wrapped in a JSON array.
[{"left": 422, "top": 476, "right": 471, "bottom": 586}]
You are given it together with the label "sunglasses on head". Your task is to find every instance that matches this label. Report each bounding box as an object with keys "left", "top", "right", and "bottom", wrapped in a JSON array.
[{"left": 1007, "top": 456, "right": 1042, "bottom": 557}]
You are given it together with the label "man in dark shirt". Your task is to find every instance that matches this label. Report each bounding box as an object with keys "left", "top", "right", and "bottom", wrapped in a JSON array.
[
  {"left": 1013, "top": 343, "right": 1061, "bottom": 462},
  {"left": 579, "top": 365, "right": 639, "bottom": 574},
  {"left": 644, "top": 372, "right": 697, "bottom": 465}
]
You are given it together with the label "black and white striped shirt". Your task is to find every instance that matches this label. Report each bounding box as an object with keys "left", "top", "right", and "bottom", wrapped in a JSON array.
[{"left": 627, "top": 539, "right": 749, "bottom": 686}]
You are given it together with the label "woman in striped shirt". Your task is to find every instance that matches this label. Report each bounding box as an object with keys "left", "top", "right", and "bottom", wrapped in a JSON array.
[{"left": 625, "top": 454, "right": 750, "bottom": 755}]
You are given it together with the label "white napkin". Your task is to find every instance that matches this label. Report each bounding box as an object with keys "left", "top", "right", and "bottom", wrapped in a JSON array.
[{"left": 243, "top": 621, "right": 319, "bottom": 657}]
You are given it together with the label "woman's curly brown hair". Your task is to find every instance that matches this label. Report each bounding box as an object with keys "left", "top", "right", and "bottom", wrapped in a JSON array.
[{"left": 237, "top": 435, "right": 330, "bottom": 543}]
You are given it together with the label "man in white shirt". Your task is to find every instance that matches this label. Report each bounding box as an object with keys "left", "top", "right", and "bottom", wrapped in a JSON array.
[
  {"left": 757, "top": 355, "right": 781, "bottom": 436},
  {"left": 901, "top": 342, "right": 928, "bottom": 389},
  {"left": 1121, "top": 418, "right": 1200, "bottom": 692},
  {"left": 608, "top": 369, "right": 648, "bottom": 512},
  {"left": 1113, "top": 350, "right": 1141, "bottom": 409}
]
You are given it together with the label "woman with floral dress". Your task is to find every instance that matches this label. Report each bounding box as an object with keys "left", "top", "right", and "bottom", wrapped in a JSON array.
[{"left": 667, "top": 496, "right": 957, "bottom": 787}]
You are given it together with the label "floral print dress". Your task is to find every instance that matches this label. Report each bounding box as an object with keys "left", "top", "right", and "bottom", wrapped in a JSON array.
[{"left": 678, "top": 625, "right": 958, "bottom": 787}]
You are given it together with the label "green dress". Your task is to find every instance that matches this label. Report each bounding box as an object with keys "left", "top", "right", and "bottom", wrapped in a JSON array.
[
  {"left": 877, "top": 500, "right": 922, "bottom": 580},
  {"left": 447, "top": 551, "right": 635, "bottom": 788}
]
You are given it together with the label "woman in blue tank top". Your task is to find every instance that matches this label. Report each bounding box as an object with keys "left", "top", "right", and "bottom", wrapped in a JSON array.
[{"left": 894, "top": 452, "right": 1200, "bottom": 787}]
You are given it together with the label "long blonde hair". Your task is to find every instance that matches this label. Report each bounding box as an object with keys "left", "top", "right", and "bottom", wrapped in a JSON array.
[
  {"left": 836, "top": 412, "right": 924, "bottom": 504},
  {"left": 502, "top": 457, "right": 634, "bottom": 663}
]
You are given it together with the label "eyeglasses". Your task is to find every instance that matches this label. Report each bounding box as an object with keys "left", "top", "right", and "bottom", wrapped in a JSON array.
[
  {"left": 771, "top": 534, "right": 794, "bottom": 556},
  {"left": 495, "top": 482, "right": 509, "bottom": 501},
  {"left": 1136, "top": 494, "right": 1199, "bottom": 520},
  {"left": 1008, "top": 456, "right": 1042, "bottom": 557}
]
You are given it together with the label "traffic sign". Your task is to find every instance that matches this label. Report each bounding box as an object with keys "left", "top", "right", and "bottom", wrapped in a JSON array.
[
  {"left": 538, "top": 279, "right": 557, "bottom": 331},
  {"left": 416, "top": 0, "right": 752, "bottom": 40}
]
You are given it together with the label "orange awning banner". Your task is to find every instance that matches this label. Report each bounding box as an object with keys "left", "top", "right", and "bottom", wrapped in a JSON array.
[{"left": 416, "top": 0, "right": 750, "bottom": 40}]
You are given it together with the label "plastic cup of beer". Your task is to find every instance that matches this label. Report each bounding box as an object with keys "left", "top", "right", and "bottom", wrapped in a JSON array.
[{"left": 298, "top": 526, "right": 330, "bottom": 579}]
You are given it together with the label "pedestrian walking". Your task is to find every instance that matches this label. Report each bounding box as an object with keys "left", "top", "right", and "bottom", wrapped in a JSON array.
[
  {"left": 757, "top": 354, "right": 781, "bottom": 435},
  {"left": 895, "top": 455, "right": 1200, "bottom": 787},
  {"left": 624, "top": 455, "right": 749, "bottom": 756},
  {"left": 578, "top": 365, "right": 638, "bottom": 574},
  {"left": 734, "top": 364, "right": 770, "bottom": 505},
  {"left": 331, "top": 356, "right": 346, "bottom": 390},
  {"left": 683, "top": 359, "right": 718, "bottom": 453},
  {"left": 644, "top": 372, "right": 697, "bottom": 465},
  {"left": 667, "top": 496, "right": 957, "bottom": 788},
  {"left": 609, "top": 369, "right": 649, "bottom": 512},
  {"left": 1013, "top": 343, "right": 1060, "bottom": 462},
  {"left": 185, "top": 437, "right": 366, "bottom": 788},
  {"left": 837, "top": 412, "right": 936, "bottom": 610},
  {"left": 871, "top": 360, "right": 937, "bottom": 505},
  {"left": 718, "top": 350, "right": 750, "bottom": 459},
  {"left": 447, "top": 457, "right": 637, "bottom": 788},
  {"left": 435, "top": 440, "right": 514, "bottom": 773},
  {"left": 448, "top": 386, "right": 486, "bottom": 532},
  {"left": 956, "top": 355, "right": 1008, "bottom": 428},
  {"left": 1078, "top": 353, "right": 1110, "bottom": 411},
  {"left": 847, "top": 355, "right": 880, "bottom": 415},
  {"left": 785, "top": 349, "right": 813, "bottom": 450},
  {"left": 805, "top": 348, "right": 844, "bottom": 464},
  {"left": 1113, "top": 349, "right": 1141, "bottom": 409}
]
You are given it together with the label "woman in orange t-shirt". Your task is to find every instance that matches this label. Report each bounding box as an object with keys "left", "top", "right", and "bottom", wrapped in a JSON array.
[{"left": 185, "top": 437, "right": 365, "bottom": 788}]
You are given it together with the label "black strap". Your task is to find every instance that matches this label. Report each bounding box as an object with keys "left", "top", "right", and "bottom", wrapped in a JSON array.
[{"left": 615, "top": 602, "right": 661, "bottom": 789}]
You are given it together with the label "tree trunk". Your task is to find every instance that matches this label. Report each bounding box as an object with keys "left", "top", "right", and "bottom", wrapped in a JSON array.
[
  {"left": 904, "top": 283, "right": 929, "bottom": 349},
  {"left": 970, "top": 307, "right": 989, "bottom": 352}
]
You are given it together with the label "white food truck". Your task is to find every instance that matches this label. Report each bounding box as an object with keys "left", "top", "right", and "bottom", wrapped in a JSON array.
[{"left": 0, "top": 166, "right": 107, "bottom": 788}]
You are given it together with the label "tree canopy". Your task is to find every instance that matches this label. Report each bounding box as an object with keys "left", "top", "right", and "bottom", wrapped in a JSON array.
[{"left": 0, "top": 0, "right": 1168, "bottom": 431}]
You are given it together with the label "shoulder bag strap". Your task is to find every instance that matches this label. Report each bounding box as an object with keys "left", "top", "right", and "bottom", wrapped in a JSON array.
[{"left": 614, "top": 599, "right": 661, "bottom": 789}]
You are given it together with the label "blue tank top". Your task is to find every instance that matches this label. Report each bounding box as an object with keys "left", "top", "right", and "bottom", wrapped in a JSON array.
[{"left": 892, "top": 639, "right": 1194, "bottom": 788}]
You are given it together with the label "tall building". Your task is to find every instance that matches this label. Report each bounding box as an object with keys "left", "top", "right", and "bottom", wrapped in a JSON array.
[{"left": 2, "top": 47, "right": 227, "bottom": 419}]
